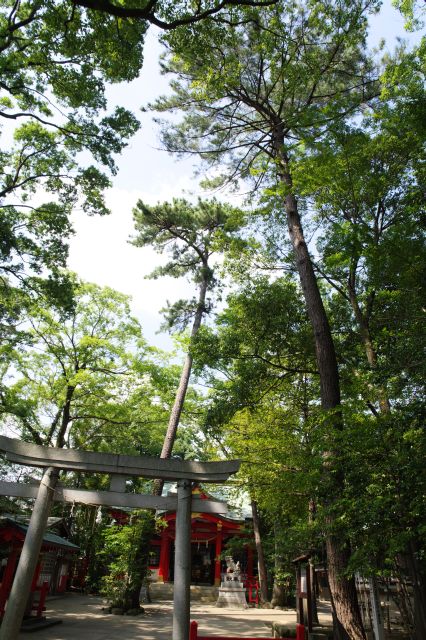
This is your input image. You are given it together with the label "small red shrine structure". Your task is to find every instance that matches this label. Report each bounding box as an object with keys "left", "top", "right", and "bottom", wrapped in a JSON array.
[
  {"left": 148, "top": 486, "right": 255, "bottom": 586},
  {"left": 0, "top": 517, "right": 79, "bottom": 619}
]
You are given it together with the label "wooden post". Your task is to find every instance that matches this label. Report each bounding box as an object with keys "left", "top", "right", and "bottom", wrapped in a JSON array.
[
  {"left": 305, "top": 561, "right": 313, "bottom": 632},
  {"left": 214, "top": 523, "right": 222, "bottom": 586},
  {"left": 30, "top": 561, "right": 42, "bottom": 591},
  {"left": 369, "top": 577, "right": 385, "bottom": 640},
  {"left": 296, "top": 623, "right": 306, "bottom": 640},
  {"left": 35, "top": 581, "right": 49, "bottom": 617},
  {"left": 190, "top": 620, "right": 198, "bottom": 640},
  {"left": 296, "top": 564, "right": 303, "bottom": 625},
  {"left": 247, "top": 545, "right": 254, "bottom": 582}
]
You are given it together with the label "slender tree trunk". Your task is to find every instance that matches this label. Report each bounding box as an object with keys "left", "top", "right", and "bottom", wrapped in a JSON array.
[
  {"left": 271, "top": 523, "right": 287, "bottom": 608},
  {"left": 56, "top": 385, "right": 75, "bottom": 448},
  {"left": 251, "top": 499, "right": 269, "bottom": 605},
  {"left": 125, "top": 513, "right": 156, "bottom": 610},
  {"left": 153, "top": 275, "right": 209, "bottom": 496},
  {"left": 347, "top": 267, "right": 390, "bottom": 413},
  {"left": 273, "top": 132, "right": 365, "bottom": 640}
]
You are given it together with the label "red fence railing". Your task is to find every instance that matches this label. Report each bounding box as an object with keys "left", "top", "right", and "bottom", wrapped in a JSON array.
[{"left": 244, "top": 579, "right": 260, "bottom": 605}]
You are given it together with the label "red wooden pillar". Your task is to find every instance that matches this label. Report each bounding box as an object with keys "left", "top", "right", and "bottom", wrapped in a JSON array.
[
  {"left": 246, "top": 544, "right": 254, "bottom": 582},
  {"left": 0, "top": 547, "right": 19, "bottom": 616},
  {"left": 296, "top": 623, "right": 306, "bottom": 640},
  {"left": 31, "top": 560, "right": 42, "bottom": 591},
  {"left": 214, "top": 523, "right": 222, "bottom": 586},
  {"left": 33, "top": 581, "right": 49, "bottom": 618},
  {"left": 190, "top": 620, "right": 198, "bottom": 640},
  {"left": 158, "top": 530, "right": 170, "bottom": 582}
]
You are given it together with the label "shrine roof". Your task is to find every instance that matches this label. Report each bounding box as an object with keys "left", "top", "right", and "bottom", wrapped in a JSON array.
[
  {"left": 161, "top": 482, "right": 252, "bottom": 522},
  {"left": 0, "top": 517, "right": 79, "bottom": 551}
]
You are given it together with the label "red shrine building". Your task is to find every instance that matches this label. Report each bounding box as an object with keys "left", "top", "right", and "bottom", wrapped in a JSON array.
[
  {"left": 0, "top": 517, "right": 79, "bottom": 621},
  {"left": 148, "top": 486, "right": 255, "bottom": 586}
]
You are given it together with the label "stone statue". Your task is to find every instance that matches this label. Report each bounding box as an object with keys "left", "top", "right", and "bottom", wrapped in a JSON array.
[
  {"left": 225, "top": 556, "right": 241, "bottom": 581},
  {"left": 216, "top": 556, "right": 247, "bottom": 608}
]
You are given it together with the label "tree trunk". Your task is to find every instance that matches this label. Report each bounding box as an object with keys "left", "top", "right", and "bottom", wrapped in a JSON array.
[
  {"left": 124, "top": 514, "right": 156, "bottom": 610},
  {"left": 273, "top": 135, "right": 365, "bottom": 640},
  {"left": 347, "top": 266, "right": 391, "bottom": 413},
  {"left": 251, "top": 499, "right": 269, "bottom": 605},
  {"left": 271, "top": 525, "right": 287, "bottom": 608},
  {"left": 153, "top": 275, "right": 209, "bottom": 494},
  {"left": 326, "top": 535, "right": 366, "bottom": 640},
  {"left": 55, "top": 385, "right": 75, "bottom": 448}
]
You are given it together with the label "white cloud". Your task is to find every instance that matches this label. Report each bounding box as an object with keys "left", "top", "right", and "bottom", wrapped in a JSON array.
[{"left": 68, "top": 184, "right": 199, "bottom": 349}]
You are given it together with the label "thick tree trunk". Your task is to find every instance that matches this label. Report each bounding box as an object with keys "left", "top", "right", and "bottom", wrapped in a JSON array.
[
  {"left": 326, "top": 536, "right": 366, "bottom": 640},
  {"left": 153, "top": 275, "right": 209, "bottom": 496},
  {"left": 271, "top": 578, "right": 287, "bottom": 609},
  {"left": 282, "top": 186, "right": 340, "bottom": 412},
  {"left": 273, "top": 136, "right": 365, "bottom": 640},
  {"left": 251, "top": 499, "right": 269, "bottom": 605}
]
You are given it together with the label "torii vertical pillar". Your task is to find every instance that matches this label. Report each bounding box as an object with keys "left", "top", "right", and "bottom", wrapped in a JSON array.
[{"left": 173, "top": 479, "right": 192, "bottom": 640}]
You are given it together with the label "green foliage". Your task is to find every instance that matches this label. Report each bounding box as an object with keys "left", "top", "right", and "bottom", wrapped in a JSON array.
[
  {"left": 132, "top": 197, "right": 246, "bottom": 331},
  {"left": 193, "top": 276, "right": 316, "bottom": 400},
  {"left": 99, "top": 510, "right": 157, "bottom": 609},
  {"left": 392, "top": 0, "right": 426, "bottom": 30},
  {"left": 191, "top": 276, "right": 323, "bottom": 573},
  {"left": 0, "top": 1, "right": 141, "bottom": 314},
  {"left": 0, "top": 277, "right": 173, "bottom": 453},
  {"left": 152, "top": 0, "right": 378, "bottom": 190}
]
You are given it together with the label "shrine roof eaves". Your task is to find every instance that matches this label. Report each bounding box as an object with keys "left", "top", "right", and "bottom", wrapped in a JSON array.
[{"left": 0, "top": 517, "right": 79, "bottom": 551}]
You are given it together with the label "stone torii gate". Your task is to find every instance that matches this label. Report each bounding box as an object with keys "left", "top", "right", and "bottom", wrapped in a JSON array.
[{"left": 0, "top": 435, "right": 240, "bottom": 640}]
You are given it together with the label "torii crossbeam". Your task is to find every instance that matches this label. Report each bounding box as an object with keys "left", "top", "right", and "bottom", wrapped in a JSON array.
[{"left": 0, "top": 436, "right": 240, "bottom": 640}]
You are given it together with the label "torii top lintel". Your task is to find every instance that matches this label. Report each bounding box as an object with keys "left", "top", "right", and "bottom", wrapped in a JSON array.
[{"left": 0, "top": 436, "right": 240, "bottom": 482}]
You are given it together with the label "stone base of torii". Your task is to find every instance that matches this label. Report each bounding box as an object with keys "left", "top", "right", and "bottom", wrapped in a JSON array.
[{"left": 0, "top": 435, "right": 240, "bottom": 640}]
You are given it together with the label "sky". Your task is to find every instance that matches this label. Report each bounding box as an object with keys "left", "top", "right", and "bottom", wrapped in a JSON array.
[{"left": 67, "top": 0, "right": 420, "bottom": 353}]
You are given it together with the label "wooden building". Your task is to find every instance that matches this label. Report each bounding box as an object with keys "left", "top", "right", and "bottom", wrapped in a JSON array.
[
  {"left": 0, "top": 517, "right": 79, "bottom": 618},
  {"left": 148, "top": 486, "right": 255, "bottom": 586}
]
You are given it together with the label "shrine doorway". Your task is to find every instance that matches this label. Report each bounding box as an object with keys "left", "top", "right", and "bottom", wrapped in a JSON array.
[
  {"left": 190, "top": 542, "right": 216, "bottom": 585},
  {"left": 169, "top": 543, "right": 216, "bottom": 585}
]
